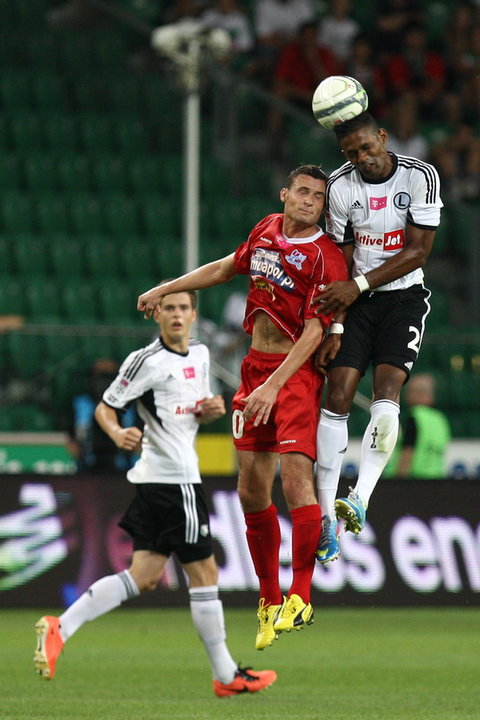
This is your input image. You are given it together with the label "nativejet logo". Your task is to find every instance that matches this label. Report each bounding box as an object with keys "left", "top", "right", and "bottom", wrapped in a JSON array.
[
  {"left": 250, "top": 248, "right": 296, "bottom": 292},
  {"left": 355, "top": 229, "right": 404, "bottom": 251}
]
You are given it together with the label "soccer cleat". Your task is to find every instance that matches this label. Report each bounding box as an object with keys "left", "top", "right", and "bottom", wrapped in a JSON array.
[
  {"left": 335, "top": 487, "right": 366, "bottom": 534},
  {"left": 34, "top": 616, "right": 64, "bottom": 679},
  {"left": 273, "top": 593, "right": 313, "bottom": 632},
  {"left": 316, "top": 514, "right": 340, "bottom": 564},
  {"left": 213, "top": 665, "right": 277, "bottom": 697},
  {"left": 255, "top": 597, "right": 285, "bottom": 650}
]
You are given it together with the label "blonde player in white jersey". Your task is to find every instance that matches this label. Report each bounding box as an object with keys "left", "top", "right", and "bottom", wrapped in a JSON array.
[
  {"left": 34, "top": 287, "right": 276, "bottom": 697},
  {"left": 313, "top": 111, "right": 443, "bottom": 564}
]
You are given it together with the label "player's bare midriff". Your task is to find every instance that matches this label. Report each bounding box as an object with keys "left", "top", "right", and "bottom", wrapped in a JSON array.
[{"left": 251, "top": 311, "right": 294, "bottom": 354}]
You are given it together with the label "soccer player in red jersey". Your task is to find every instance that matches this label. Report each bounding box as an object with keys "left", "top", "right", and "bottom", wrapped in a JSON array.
[{"left": 138, "top": 165, "right": 348, "bottom": 650}]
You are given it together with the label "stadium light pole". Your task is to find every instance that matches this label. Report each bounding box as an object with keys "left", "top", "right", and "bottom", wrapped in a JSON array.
[{"left": 151, "top": 21, "right": 231, "bottom": 274}]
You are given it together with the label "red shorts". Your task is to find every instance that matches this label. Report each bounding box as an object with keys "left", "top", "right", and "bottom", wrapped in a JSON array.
[{"left": 232, "top": 347, "right": 323, "bottom": 461}]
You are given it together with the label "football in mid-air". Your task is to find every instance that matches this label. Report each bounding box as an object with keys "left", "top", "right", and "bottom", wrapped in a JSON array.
[{"left": 312, "top": 75, "right": 368, "bottom": 130}]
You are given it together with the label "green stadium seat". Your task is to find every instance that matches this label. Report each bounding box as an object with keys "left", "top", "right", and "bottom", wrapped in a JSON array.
[
  {"left": 79, "top": 335, "right": 117, "bottom": 365},
  {"left": 0, "top": 154, "right": 22, "bottom": 190},
  {"left": 94, "top": 32, "right": 129, "bottom": 70},
  {"left": 0, "top": 403, "right": 55, "bottom": 432},
  {"left": 103, "top": 195, "right": 140, "bottom": 236},
  {"left": 118, "top": 240, "right": 154, "bottom": 278},
  {"left": 34, "top": 194, "right": 70, "bottom": 233},
  {"left": 4, "top": 332, "right": 45, "bottom": 379},
  {"left": 8, "top": 113, "right": 44, "bottom": 151},
  {"left": 25, "top": 279, "right": 63, "bottom": 321},
  {"left": 62, "top": 281, "right": 99, "bottom": 323},
  {"left": 69, "top": 193, "right": 105, "bottom": 235},
  {"left": 27, "top": 33, "right": 58, "bottom": 70},
  {"left": 113, "top": 335, "right": 146, "bottom": 362},
  {"left": 56, "top": 154, "right": 91, "bottom": 191},
  {"left": 0, "top": 278, "right": 25, "bottom": 315},
  {"left": 23, "top": 154, "right": 59, "bottom": 191},
  {"left": 31, "top": 73, "right": 66, "bottom": 110},
  {"left": 113, "top": 117, "right": 149, "bottom": 155},
  {"left": 127, "top": 155, "right": 165, "bottom": 194},
  {"left": 43, "top": 115, "right": 79, "bottom": 153},
  {"left": 13, "top": 235, "right": 50, "bottom": 276},
  {"left": 153, "top": 243, "right": 184, "bottom": 278},
  {"left": 141, "top": 196, "right": 181, "bottom": 236},
  {"left": 50, "top": 235, "right": 86, "bottom": 277},
  {"left": 96, "top": 280, "right": 137, "bottom": 323},
  {"left": 0, "top": 71, "right": 31, "bottom": 109},
  {"left": 106, "top": 78, "right": 142, "bottom": 112},
  {"left": 1, "top": 192, "right": 35, "bottom": 233},
  {"left": 91, "top": 156, "right": 128, "bottom": 193},
  {"left": 84, "top": 236, "right": 121, "bottom": 277},
  {"left": 79, "top": 114, "right": 114, "bottom": 153},
  {"left": 43, "top": 333, "right": 82, "bottom": 366},
  {"left": 0, "top": 237, "right": 14, "bottom": 275}
]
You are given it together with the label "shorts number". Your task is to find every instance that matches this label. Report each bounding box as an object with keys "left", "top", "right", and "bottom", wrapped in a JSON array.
[
  {"left": 232, "top": 409, "right": 244, "bottom": 439},
  {"left": 407, "top": 325, "right": 421, "bottom": 355}
]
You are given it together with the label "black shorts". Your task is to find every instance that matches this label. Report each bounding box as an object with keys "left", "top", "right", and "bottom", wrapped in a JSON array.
[
  {"left": 119, "top": 483, "right": 213, "bottom": 564},
  {"left": 329, "top": 284, "right": 431, "bottom": 377}
]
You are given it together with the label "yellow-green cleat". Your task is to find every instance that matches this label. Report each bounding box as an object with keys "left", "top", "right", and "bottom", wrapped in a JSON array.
[
  {"left": 255, "top": 597, "right": 285, "bottom": 650},
  {"left": 273, "top": 594, "right": 313, "bottom": 633}
]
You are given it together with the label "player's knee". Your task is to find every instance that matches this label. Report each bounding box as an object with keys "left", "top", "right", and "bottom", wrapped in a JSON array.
[{"left": 325, "top": 386, "right": 353, "bottom": 415}]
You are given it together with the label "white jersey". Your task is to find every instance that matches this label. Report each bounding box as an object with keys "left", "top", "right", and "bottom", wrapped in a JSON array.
[
  {"left": 325, "top": 153, "right": 443, "bottom": 291},
  {"left": 102, "top": 337, "right": 211, "bottom": 485}
]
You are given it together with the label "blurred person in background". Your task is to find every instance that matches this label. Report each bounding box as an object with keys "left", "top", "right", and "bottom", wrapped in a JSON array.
[
  {"left": 71, "top": 358, "right": 139, "bottom": 473},
  {"left": 35, "top": 288, "right": 276, "bottom": 697},
  {"left": 317, "top": 0, "right": 360, "bottom": 66},
  {"left": 386, "top": 92, "right": 429, "bottom": 161},
  {"left": 394, "top": 373, "right": 451, "bottom": 478}
]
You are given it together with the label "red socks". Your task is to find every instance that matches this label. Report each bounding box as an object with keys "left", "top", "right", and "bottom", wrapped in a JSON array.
[
  {"left": 289, "top": 504, "right": 321, "bottom": 603},
  {"left": 244, "top": 504, "right": 282, "bottom": 605},
  {"left": 245, "top": 503, "right": 321, "bottom": 605}
]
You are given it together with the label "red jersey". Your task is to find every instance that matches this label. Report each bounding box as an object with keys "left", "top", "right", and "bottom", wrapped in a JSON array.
[{"left": 233, "top": 213, "right": 348, "bottom": 342}]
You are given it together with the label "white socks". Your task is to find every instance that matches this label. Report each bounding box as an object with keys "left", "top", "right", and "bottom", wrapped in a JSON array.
[
  {"left": 355, "top": 399, "right": 400, "bottom": 507},
  {"left": 59, "top": 570, "right": 139, "bottom": 642},
  {"left": 189, "top": 585, "right": 237, "bottom": 684},
  {"left": 316, "top": 408, "right": 349, "bottom": 518}
]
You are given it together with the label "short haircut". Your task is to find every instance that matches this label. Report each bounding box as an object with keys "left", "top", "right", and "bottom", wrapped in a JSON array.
[
  {"left": 286, "top": 164, "right": 328, "bottom": 187},
  {"left": 334, "top": 111, "right": 379, "bottom": 142},
  {"left": 158, "top": 280, "right": 198, "bottom": 309}
]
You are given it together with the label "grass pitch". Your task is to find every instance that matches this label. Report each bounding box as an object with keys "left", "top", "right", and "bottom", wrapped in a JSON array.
[{"left": 2, "top": 606, "right": 479, "bottom": 720}]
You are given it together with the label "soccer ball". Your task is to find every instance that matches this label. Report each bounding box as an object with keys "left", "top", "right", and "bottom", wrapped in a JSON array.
[{"left": 312, "top": 76, "right": 368, "bottom": 131}]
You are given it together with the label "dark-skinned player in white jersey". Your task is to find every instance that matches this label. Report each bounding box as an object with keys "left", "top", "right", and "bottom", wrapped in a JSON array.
[
  {"left": 137, "top": 165, "right": 348, "bottom": 651},
  {"left": 34, "top": 287, "right": 276, "bottom": 697},
  {"left": 313, "top": 111, "right": 443, "bottom": 564}
]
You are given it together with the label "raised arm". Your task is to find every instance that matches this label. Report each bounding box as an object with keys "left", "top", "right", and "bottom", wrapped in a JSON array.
[{"left": 137, "top": 253, "right": 237, "bottom": 318}]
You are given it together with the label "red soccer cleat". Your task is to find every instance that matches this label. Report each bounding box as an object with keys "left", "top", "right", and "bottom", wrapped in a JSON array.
[
  {"left": 34, "top": 616, "right": 64, "bottom": 679},
  {"left": 213, "top": 665, "right": 277, "bottom": 697}
]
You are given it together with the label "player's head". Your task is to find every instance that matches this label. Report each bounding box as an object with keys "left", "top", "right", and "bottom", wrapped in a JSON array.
[
  {"left": 406, "top": 373, "right": 436, "bottom": 408},
  {"left": 286, "top": 164, "right": 328, "bottom": 188},
  {"left": 154, "top": 281, "right": 197, "bottom": 348},
  {"left": 281, "top": 165, "right": 327, "bottom": 228},
  {"left": 334, "top": 111, "right": 392, "bottom": 181}
]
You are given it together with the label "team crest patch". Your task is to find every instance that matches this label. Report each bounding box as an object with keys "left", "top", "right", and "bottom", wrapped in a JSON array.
[
  {"left": 285, "top": 248, "right": 306, "bottom": 270},
  {"left": 394, "top": 192, "right": 411, "bottom": 209},
  {"left": 200, "top": 524, "right": 210, "bottom": 537}
]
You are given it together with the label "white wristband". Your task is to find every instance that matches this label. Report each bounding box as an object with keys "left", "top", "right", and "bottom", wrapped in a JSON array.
[
  {"left": 330, "top": 323, "right": 344, "bottom": 334},
  {"left": 354, "top": 274, "right": 370, "bottom": 293}
]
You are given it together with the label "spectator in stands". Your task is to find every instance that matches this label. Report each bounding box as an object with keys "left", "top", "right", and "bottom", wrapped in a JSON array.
[
  {"left": 72, "top": 358, "right": 138, "bottom": 473},
  {"left": 201, "top": 0, "right": 254, "bottom": 60},
  {"left": 343, "top": 32, "right": 387, "bottom": 118},
  {"left": 317, "top": 0, "right": 360, "bottom": 65},
  {"left": 268, "top": 20, "right": 340, "bottom": 146},
  {"left": 252, "top": 0, "right": 315, "bottom": 80},
  {"left": 385, "top": 22, "right": 446, "bottom": 121},
  {"left": 394, "top": 373, "right": 451, "bottom": 478},
  {"left": 374, "top": 0, "right": 423, "bottom": 56},
  {"left": 386, "top": 92, "right": 429, "bottom": 160}
]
